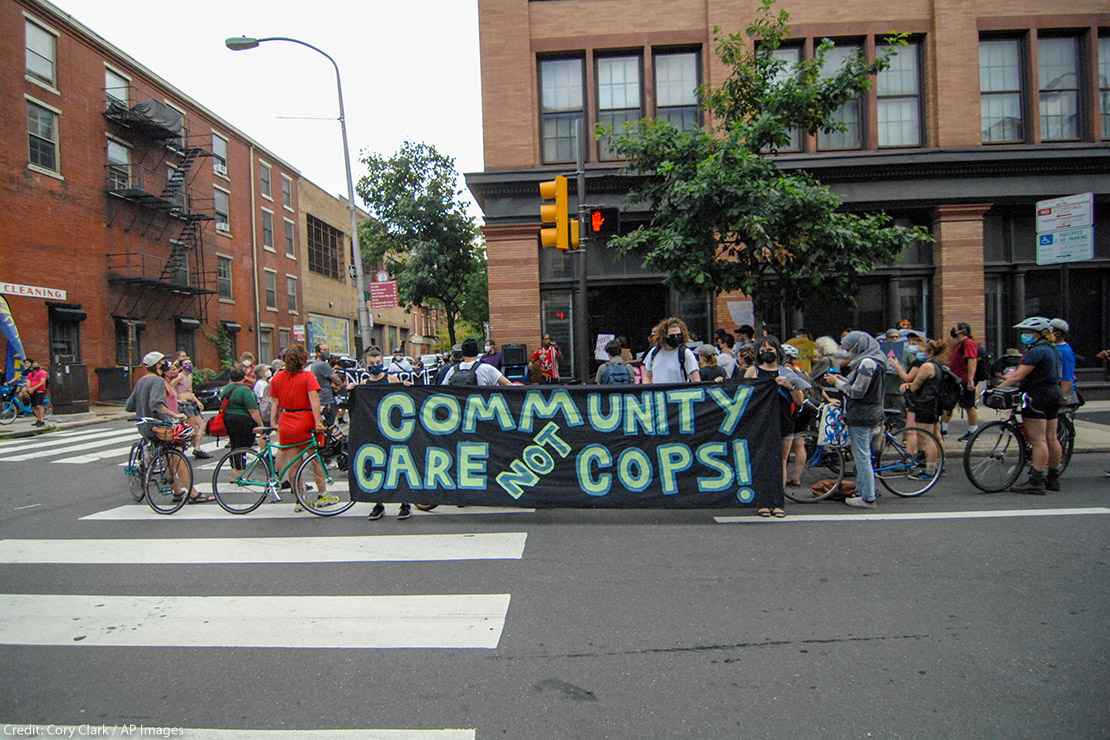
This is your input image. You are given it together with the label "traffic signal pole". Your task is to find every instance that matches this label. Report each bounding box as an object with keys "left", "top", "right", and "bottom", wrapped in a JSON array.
[{"left": 573, "top": 119, "right": 590, "bottom": 385}]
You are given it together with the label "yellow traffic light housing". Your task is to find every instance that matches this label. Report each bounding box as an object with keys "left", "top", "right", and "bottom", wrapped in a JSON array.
[{"left": 539, "top": 175, "right": 579, "bottom": 250}]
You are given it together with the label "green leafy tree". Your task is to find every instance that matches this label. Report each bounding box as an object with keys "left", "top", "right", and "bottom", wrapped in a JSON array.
[
  {"left": 460, "top": 247, "right": 490, "bottom": 328},
  {"left": 604, "top": 0, "right": 931, "bottom": 314},
  {"left": 356, "top": 141, "right": 486, "bottom": 346}
]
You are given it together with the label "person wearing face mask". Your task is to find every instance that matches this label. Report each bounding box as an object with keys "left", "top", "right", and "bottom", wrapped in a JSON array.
[
  {"left": 644, "top": 318, "right": 701, "bottom": 384},
  {"left": 239, "top": 352, "right": 257, "bottom": 386},
  {"left": 946, "top": 322, "right": 980, "bottom": 441},
  {"left": 744, "top": 336, "right": 806, "bottom": 517},
  {"left": 899, "top": 339, "right": 946, "bottom": 465},
  {"left": 997, "top": 317, "right": 1064, "bottom": 494},
  {"left": 361, "top": 348, "right": 391, "bottom": 385},
  {"left": 172, "top": 352, "right": 209, "bottom": 459},
  {"left": 824, "top": 332, "right": 886, "bottom": 509},
  {"left": 309, "top": 345, "right": 337, "bottom": 427}
]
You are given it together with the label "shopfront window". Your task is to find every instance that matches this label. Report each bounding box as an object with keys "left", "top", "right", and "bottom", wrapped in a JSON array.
[{"left": 541, "top": 290, "right": 574, "bottom": 378}]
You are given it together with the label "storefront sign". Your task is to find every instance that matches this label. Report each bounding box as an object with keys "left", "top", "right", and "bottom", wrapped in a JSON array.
[
  {"left": 348, "top": 381, "right": 782, "bottom": 508},
  {"left": 307, "top": 313, "right": 351, "bottom": 356},
  {"left": 0, "top": 282, "right": 67, "bottom": 301},
  {"left": 1035, "top": 193, "right": 1093, "bottom": 233},
  {"left": 370, "top": 281, "right": 399, "bottom": 310},
  {"left": 1036, "top": 228, "right": 1094, "bottom": 266},
  {"left": 292, "top": 324, "right": 306, "bottom": 341}
]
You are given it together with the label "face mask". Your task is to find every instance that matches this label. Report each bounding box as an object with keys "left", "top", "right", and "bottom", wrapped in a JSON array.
[
  {"left": 368, "top": 363, "right": 384, "bottom": 374},
  {"left": 950, "top": 329, "right": 958, "bottom": 339},
  {"left": 758, "top": 351, "right": 777, "bottom": 365},
  {"left": 1019, "top": 333, "right": 1037, "bottom": 346},
  {"left": 915, "top": 351, "right": 928, "bottom": 362},
  {"left": 180, "top": 361, "right": 193, "bottom": 373},
  {"left": 665, "top": 335, "right": 682, "bottom": 348}
]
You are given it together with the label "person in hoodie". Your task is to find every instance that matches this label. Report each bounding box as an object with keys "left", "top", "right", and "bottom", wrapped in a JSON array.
[{"left": 824, "top": 331, "right": 886, "bottom": 509}]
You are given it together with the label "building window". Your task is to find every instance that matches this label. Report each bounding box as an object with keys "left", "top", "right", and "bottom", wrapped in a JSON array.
[
  {"left": 114, "top": 320, "right": 143, "bottom": 367},
  {"left": 264, "top": 270, "right": 277, "bottom": 310},
  {"left": 281, "top": 175, "right": 293, "bottom": 209},
  {"left": 106, "top": 139, "right": 130, "bottom": 189},
  {"left": 539, "top": 57, "right": 584, "bottom": 163},
  {"left": 27, "top": 101, "right": 58, "bottom": 172},
  {"left": 769, "top": 46, "right": 802, "bottom": 151},
  {"left": 214, "top": 188, "right": 230, "bottom": 231},
  {"left": 1038, "top": 36, "right": 1080, "bottom": 142},
  {"left": 284, "top": 218, "right": 296, "bottom": 257},
  {"left": 259, "top": 328, "right": 273, "bottom": 364},
  {"left": 259, "top": 161, "right": 272, "bottom": 198},
  {"left": 25, "top": 19, "right": 56, "bottom": 87},
  {"left": 217, "top": 255, "right": 233, "bottom": 299},
  {"left": 287, "top": 276, "right": 298, "bottom": 313},
  {"left": 278, "top": 328, "right": 291, "bottom": 352},
  {"left": 307, "top": 214, "right": 342, "bottom": 279},
  {"left": 212, "top": 133, "right": 228, "bottom": 174},
  {"left": 105, "top": 67, "right": 129, "bottom": 106},
  {"left": 979, "top": 38, "right": 1024, "bottom": 143},
  {"left": 597, "top": 55, "right": 642, "bottom": 160},
  {"left": 654, "top": 51, "right": 700, "bottom": 131},
  {"left": 818, "top": 43, "right": 863, "bottom": 150},
  {"left": 175, "top": 323, "right": 196, "bottom": 359},
  {"left": 877, "top": 42, "right": 922, "bottom": 147},
  {"left": 261, "top": 209, "right": 274, "bottom": 249},
  {"left": 1100, "top": 36, "right": 1110, "bottom": 139},
  {"left": 49, "top": 311, "right": 82, "bottom": 364}
]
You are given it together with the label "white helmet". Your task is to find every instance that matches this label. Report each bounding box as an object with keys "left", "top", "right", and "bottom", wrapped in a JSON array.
[
  {"left": 781, "top": 343, "right": 800, "bottom": 360},
  {"left": 142, "top": 351, "right": 166, "bottom": 369},
  {"left": 1014, "top": 316, "right": 1053, "bottom": 333},
  {"left": 1049, "top": 318, "right": 1069, "bottom": 334}
]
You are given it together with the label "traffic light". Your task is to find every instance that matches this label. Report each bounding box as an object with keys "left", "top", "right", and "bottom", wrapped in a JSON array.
[
  {"left": 539, "top": 175, "right": 579, "bottom": 250},
  {"left": 587, "top": 206, "right": 620, "bottom": 238}
]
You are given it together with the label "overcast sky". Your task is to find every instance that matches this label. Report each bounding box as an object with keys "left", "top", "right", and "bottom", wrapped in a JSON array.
[{"left": 54, "top": 0, "right": 485, "bottom": 218}]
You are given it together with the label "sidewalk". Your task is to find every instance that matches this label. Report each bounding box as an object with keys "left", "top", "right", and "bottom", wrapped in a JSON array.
[
  {"left": 0, "top": 404, "right": 133, "bottom": 440},
  {"left": 941, "top": 400, "right": 1110, "bottom": 455}
]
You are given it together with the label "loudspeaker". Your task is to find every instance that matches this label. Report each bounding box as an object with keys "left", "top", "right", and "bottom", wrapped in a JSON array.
[{"left": 502, "top": 343, "right": 527, "bottom": 366}]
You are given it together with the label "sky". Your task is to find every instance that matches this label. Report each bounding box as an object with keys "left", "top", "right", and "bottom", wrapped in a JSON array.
[{"left": 52, "top": 0, "right": 485, "bottom": 219}]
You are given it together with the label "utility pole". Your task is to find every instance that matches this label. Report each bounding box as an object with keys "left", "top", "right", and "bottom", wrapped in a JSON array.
[{"left": 573, "top": 119, "right": 590, "bottom": 384}]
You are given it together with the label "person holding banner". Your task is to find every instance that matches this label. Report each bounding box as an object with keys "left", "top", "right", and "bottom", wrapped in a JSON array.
[
  {"left": 744, "top": 336, "right": 805, "bottom": 517},
  {"left": 644, "top": 318, "right": 701, "bottom": 384},
  {"left": 825, "top": 332, "right": 886, "bottom": 509}
]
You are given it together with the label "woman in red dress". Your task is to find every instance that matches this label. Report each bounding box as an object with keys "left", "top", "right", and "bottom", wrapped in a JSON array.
[{"left": 269, "top": 344, "right": 332, "bottom": 504}]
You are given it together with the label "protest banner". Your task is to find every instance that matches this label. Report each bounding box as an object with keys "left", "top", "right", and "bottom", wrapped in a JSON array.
[{"left": 348, "top": 381, "right": 782, "bottom": 508}]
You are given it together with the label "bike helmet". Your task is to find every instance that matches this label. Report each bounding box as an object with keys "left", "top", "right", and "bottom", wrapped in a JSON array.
[
  {"left": 1013, "top": 316, "right": 1053, "bottom": 333},
  {"left": 781, "top": 343, "right": 800, "bottom": 360},
  {"left": 1049, "top": 318, "right": 1069, "bottom": 334},
  {"left": 142, "top": 351, "right": 165, "bottom": 369}
]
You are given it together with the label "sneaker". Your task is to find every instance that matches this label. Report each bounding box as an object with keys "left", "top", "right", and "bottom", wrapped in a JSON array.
[
  {"left": 844, "top": 496, "right": 877, "bottom": 509},
  {"left": 193, "top": 449, "right": 212, "bottom": 460},
  {"left": 368, "top": 502, "right": 385, "bottom": 520},
  {"left": 957, "top": 430, "right": 975, "bottom": 443},
  {"left": 397, "top": 503, "right": 412, "bottom": 520},
  {"left": 1045, "top": 469, "right": 1061, "bottom": 492},
  {"left": 314, "top": 493, "right": 340, "bottom": 508},
  {"left": 1011, "top": 472, "right": 1046, "bottom": 495}
]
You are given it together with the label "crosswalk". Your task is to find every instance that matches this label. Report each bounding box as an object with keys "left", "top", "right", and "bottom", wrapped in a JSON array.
[{"left": 0, "top": 423, "right": 226, "bottom": 465}]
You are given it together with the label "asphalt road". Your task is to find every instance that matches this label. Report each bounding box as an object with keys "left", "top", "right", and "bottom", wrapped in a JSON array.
[{"left": 1, "top": 418, "right": 1108, "bottom": 738}]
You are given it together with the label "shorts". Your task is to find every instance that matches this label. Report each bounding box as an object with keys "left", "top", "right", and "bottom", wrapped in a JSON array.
[
  {"left": 29, "top": 391, "right": 47, "bottom": 407},
  {"left": 909, "top": 404, "right": 939, "bottom": 425},
  {"left": 958, "top": 387, "right": 977, "bottom": 410},
  {"left": 1022, "top": 387, "right": 1062, "bottom": 421}
]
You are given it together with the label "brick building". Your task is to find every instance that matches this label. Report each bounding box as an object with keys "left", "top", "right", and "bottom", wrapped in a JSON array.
[{"left": 467, "top": 0, "right": 1110, "bottom": 381}]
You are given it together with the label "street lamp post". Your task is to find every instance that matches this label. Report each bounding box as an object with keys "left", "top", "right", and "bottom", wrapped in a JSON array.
[{"left": 225, "top": 36, "right": 373, "bottom": 355}]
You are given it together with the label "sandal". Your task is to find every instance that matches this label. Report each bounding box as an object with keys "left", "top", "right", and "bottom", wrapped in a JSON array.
[
  {"left": 756, "top": 508, "right": 772, "bottom": 518},
  {"left": 772, "top": 508, "right": 786, "bottom": 518},
  {"left": 186, "top": 493, "right": 215, "bottom": 504}
]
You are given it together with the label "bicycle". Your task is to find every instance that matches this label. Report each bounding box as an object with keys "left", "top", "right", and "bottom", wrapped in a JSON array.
[
  {"left": 0, "top": 380, "right": 52, "bottom": 426},
  {"left": 210, "top": 426, "right": 354, "bottom": 516},
  {"left": 132, "top": 417, "right": 196, "bottom": 514},
  {"left": 962, "top": 387, "right": 1077, "bottom": 493},
  {"left": 790, "top": 405, "right": 945, "bottom": 501},
  {"left": 123, "top": 437, "right": 152, "bottom": 502}
]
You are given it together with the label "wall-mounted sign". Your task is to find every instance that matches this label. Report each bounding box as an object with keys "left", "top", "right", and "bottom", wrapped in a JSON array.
[
  {"left": 1035, "top": 193, "right": 1093, "bottom": 234},
  {"left": 1036, "top": 228, "right": 1094, "bottom": 266},
  {"left": 0, "top": 282, "right": 67, "bottom": 301},
  {"left": 370, "top": 281, "right": 399, "bottom": 310}
]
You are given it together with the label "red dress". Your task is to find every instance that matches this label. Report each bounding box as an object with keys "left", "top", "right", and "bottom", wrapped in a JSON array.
[{"left": 269, "top": 369, "right": 319, "bottom": 445}]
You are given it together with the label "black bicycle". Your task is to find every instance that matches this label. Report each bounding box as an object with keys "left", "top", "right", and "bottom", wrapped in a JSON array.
[{"left": 962, "top": 387, "right": 1077, "bottom": 493}]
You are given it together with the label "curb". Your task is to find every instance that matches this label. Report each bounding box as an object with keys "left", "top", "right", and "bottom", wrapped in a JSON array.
[{"left": 0, "top": 413, "right": 132, "bottom": 441}]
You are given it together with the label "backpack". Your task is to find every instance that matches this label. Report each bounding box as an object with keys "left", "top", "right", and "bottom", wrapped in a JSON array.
[
  {"left": 973, "top": 342, "right": 991, "bottom": 384},
  {"left": 599, "top": 361, "right": 634, "bottom": 385},
  {"left": 645, "top": 346, "right": 689, "bottom": 381},
  {"left": 447, "top": 363, "right": 480, "bottom": 386},
  {"left": 938, "top": 364, "right": 963, "bottom": 414}
]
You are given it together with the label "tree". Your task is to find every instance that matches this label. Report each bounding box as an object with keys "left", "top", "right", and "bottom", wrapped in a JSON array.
[
  {"left": 356, "top": 141, "right": 486, "bottom": 347},
  {"left": 604, "top": 0, "right": 932, "bottom": 316},
  {"left": 460, "top": 247, "right": 490, "bottom": 328}
]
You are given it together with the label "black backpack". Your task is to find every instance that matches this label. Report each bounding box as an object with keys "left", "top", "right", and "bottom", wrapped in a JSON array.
[
  {"left": 938, "top": 364, "right": 963, "bottom": 413},
  {"left": 973, "top": 343, "right": 992, "bottom": 384},
  {"left": 645, "top": 346, "right": 689, "bottom": 381},
  {"left": 599, "top": 361, "right": 634, "bottom": 385},
  {"left": 447, "top": 363, "right": 480, "bottom": 386}
]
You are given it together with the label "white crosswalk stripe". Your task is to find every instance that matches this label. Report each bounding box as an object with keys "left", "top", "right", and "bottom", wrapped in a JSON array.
[
  {"left": 0, "top": 426, "right": 112, "bottom": 448},
  {"left": 0, "top": 428, "right": 137, "bottom": 459},
  {"left": 83, "top": 502, "right": 536, "bottom": 520},
  {"left": 3, "top": 729, "right": 475, "bottom": 740}
]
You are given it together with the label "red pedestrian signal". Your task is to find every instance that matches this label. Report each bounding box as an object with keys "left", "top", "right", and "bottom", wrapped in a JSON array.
[
  {"left": 591, "top": 209, "right": 605, "bottom": 234},
  {"left": 587, "top": 207, "right": 620, "bottom": 238}
]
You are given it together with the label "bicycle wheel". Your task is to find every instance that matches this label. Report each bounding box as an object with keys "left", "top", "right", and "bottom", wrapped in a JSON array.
[
  {"left": 292, "top": 453, "right": 354, "bottom": 516},
  {"left": 125, "top": 441, "right": 145, "bottom": 502},
  {"left": 963, "top": 421, "right": 1025, "bottom": 493},
  {"left": 0, "top": 402, "right": 16, "bottom": 425},
  {"left": 877, "top": 427, "right": 944, "bottom": 497},
  {"left": 786, "top": 435, "right": 845, "bottom": 503},
  {"left": 1056, "top": 415, "right": 1075, "bottom": 476},
  {"left": 211, "top": 447, "right": 272, "bottom": 514},
  {"left": 144, "top": 446, "right": 192, "bottom": 514}
]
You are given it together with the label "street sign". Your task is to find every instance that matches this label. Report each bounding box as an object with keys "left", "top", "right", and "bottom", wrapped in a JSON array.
[
  {"left": 1035, "top": 192, "right": 1093, "bottom": 233},
  {"left": 370, "top": 280, "right": 399, "bottom": 310},
  {"left": 1036, "top": 227, "right": 1094, "bottom": 266}
]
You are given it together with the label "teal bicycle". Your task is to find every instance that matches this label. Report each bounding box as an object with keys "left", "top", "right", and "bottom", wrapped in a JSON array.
[{"left": 210, "top": 426, "right": 354, "bottom": 516}]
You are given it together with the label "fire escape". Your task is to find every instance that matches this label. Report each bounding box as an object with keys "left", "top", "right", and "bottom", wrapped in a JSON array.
[{"left": 103, "top": 84, "right": 216, "bottom": 321}]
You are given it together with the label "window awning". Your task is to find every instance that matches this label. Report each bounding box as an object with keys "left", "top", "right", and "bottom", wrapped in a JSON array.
[
  {"left": 176, "top": 316, "right": 201, "bottom": 329},
  {"left": 221, "top": 321, "right": 242, "bottom": 334},
  {"left": 50, "top": 307, "right": 87, "bottom": 322}
]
